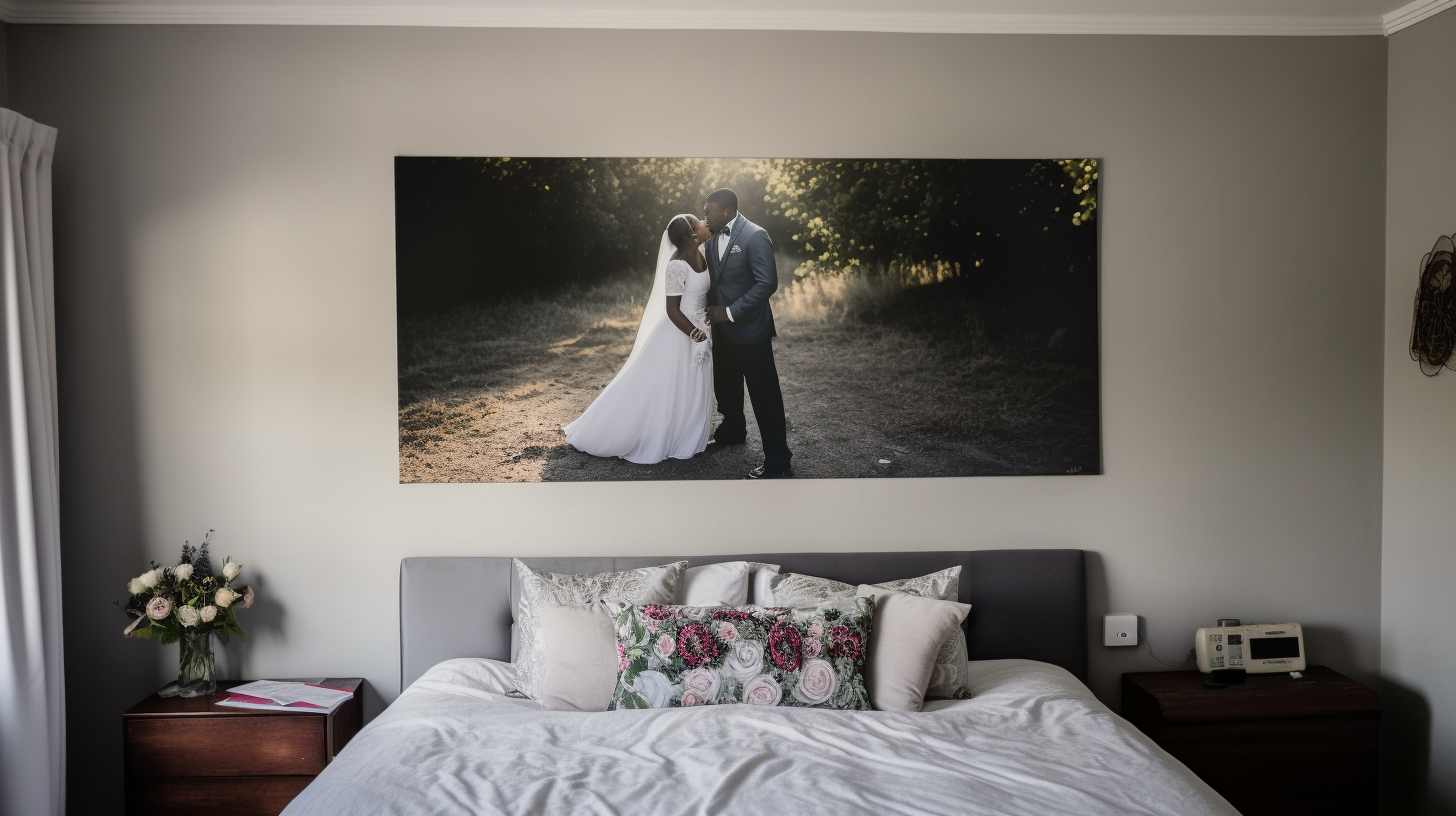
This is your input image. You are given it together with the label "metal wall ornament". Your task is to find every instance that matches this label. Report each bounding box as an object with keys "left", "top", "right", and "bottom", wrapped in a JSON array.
[{"left": 1410, "top": 234, "right": 1456, "bottom": 376}]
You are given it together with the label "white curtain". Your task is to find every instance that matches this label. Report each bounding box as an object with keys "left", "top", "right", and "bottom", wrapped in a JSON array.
[{"left": 0, "top": 109, "right": 63, "bottom": 816}]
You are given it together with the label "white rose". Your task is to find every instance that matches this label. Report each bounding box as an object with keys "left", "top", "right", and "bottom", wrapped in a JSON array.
[
  {"left": 127, "top": 576, "right": 147, "bottom": 595},
  {"left": 626, "top": 670, "right": 674, "bottom": 709},
  {"left": 222, "top": 559, "right": 241, "bottom": 581},
  {"left": 214, "top": 587, "right": 239, "bottom": 608},
  {"left": 138, "top": 569, "right": 160, "bottom": 589},
  {"left": 679, "top": 668, "right": 722, "bottom": 704},
  {"left": 199, "top": 605, "right": 218, "bottom": 623},
  {"left": 792, "top": 658, "right": 838, "bottom": 706},
  {"left": 176, "top": 606, "right": 200, "bottom": 628},
  {"left": 723, "top": 639, "right": 764, "bottom": 682},
  {"left": 741, "top": 674, "right": 782, "bottom": 706},
  {"left": 173, "top": 563, "right": 194, "bottom": 581}
]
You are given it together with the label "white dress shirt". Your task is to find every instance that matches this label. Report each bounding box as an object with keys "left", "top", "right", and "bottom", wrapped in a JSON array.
[{"left": 716, "top": 215, "right": 737, "bottom": 322}]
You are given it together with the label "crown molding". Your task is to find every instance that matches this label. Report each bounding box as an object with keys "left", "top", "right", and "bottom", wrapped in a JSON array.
[
  {"left": 1384, "top": 0, "right": 1456, "bottom": 33},
  {"left": 0, "top": 3, "right": 1394, "bottom": 36}
]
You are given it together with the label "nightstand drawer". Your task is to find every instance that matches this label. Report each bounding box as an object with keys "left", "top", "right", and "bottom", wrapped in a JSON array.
[
  {"left": 126, "top": 715, "right": 327, "bottom": 777},
  {"left": 128, "top": 776, "right": 313, "bottom": 816}
]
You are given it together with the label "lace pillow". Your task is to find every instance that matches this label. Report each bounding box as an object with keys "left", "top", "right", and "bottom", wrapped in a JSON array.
[
  {"left": 768, "top": 566, "right": 971, "bottom": 700},
  {"left": 512, "top": 559, "right": 687, "bottom": 700},
  {"left": 607, "top": 599, "right": 875, "bottom": 710}
]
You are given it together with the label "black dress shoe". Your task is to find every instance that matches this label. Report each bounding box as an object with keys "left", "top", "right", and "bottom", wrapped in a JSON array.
[
  {"left": 746, "top": 464, "right": 793, "bottom": 479},
  {"left": 709, "top": 435, "right": 746, "bottom": 447}
]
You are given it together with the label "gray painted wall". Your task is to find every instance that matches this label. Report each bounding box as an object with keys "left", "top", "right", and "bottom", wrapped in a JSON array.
[
  {"left": 1385, "top": 8, "right": 1456, "bottom": 814},
  {"left": 8, "top": 25, "right": 1386, "bottom": 813}
]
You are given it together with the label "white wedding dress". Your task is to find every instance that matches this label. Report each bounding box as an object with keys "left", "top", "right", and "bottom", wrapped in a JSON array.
[{"left": 564, "top": 248, "right": 713, "bottom": 464}]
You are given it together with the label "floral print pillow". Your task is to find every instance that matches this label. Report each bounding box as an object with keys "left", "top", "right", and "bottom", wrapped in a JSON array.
[
  {"left": 607, "top": 599, "right": 875, "bottom": 711},
  {"left": 768, "top": 566, "right": 972, "bottom": 701}
]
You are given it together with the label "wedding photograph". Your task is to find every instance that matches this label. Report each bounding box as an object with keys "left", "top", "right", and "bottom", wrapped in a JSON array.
[{"left": 396, "top": 157, "right": 1101, "bottom": 482}]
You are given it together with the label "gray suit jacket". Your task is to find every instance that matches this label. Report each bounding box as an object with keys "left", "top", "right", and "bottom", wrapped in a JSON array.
[{"left": 707, "top": 214, "right": 777, "bottom": 345}]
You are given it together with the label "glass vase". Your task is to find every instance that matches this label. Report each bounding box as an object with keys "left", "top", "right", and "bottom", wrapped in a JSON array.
[{"left": 177, "top": 630, "right": 217, "bottom": 697}]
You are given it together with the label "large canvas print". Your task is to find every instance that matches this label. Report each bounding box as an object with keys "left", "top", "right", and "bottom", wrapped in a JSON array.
[{"left": 396, "top": 157, "right": 1100, "bottom": 482}]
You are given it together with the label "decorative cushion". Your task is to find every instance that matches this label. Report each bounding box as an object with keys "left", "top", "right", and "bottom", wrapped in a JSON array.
[
  {"left": 678, "top": 561, "right": 752, "bottom": 606},
  {"left": 768, "top": 566, "right": 971, "bottom": 699},
  {"left": 855, "top": 585, "right": 971, "bottom": 712},
  {"left": 607, "top": 599, "right": 874, "bottom": 710},
  {"left": 512, "top": 559, "right": 687, "bottom": 700},
  {"left": 538, "top": 603, "right": 619, "bottom": 712}
]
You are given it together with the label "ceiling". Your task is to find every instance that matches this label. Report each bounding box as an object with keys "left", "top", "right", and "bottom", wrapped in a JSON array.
[{"left": 0, "top": 0, "right": 1445, "bottom": 35}]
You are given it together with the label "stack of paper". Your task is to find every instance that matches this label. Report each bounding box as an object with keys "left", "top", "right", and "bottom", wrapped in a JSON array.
[{"left": 216, "top": 680, "right": 354, "bottom": 714}]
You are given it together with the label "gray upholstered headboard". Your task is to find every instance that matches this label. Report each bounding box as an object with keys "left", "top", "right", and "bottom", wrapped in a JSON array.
[{"left": 399, "top": 549, "right": 1086, "bottom": 691}]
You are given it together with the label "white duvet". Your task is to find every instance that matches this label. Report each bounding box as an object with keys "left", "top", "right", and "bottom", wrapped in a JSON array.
[{"left": 283, "top": 659, "right": 1236, "bottom": 816}]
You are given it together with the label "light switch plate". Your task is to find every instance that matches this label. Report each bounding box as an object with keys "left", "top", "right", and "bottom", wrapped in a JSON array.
[{"left": 1104, "top": 613, "right": 1138, "bottom": 646}]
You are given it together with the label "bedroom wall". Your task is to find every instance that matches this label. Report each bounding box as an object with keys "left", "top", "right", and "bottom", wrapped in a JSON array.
[
  {"left": 1383, "top": 7, "right": 1456, "bottom": 814},
  {"left": 1, "top": 23, "right": 9, "bottom": 109},
  {"left": 6, "top": 25, "right": 1387, "bottom": 813}
]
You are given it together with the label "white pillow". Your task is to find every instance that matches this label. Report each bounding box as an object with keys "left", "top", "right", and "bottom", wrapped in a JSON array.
[
  {"left": 747, "top": 562, "right": 781, "bottom": 606},
  {"left": 538, "top": 603, "right": 618, "bottom": 712},
  {"left": 769, "top": 566, "right": 971, "bottom": 700},
  {"left": 677, "top": 561, "right": 752, "bottom": 606},
  {"left": 512, "top": 559, "right": 686, "bottom": 700},
  {"left": 856, "top": 585, "right": 971, "bottom": 712}
]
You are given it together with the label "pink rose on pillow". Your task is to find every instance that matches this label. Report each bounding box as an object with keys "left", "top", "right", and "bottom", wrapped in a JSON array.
[
  {"left": 741, "top": 673, "right": 782, "bottom": 706},
  {"left": 803, "top": 638, "right": 822, "bottom": 658},
  {"left": 792, "top": 659, "right": 838, "bottom": 706},
  {"left": 654, "top": 634, "right": 676, "bottom": 661},
  {"left": 680, "top": 667, "right": 722, "bottom": 704},
  {"left": 806, "top": 620, "right": 825, "bottom": 640},
  {"left": 716, "top": 622, "right": 739, "bottom": 642},
  {"left": 680, "top": 692, "right": 703, "bottom": 706}
]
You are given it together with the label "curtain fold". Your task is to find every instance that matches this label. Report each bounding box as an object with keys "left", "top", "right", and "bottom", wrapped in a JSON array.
[{"left": 0, "top": 108, "right": 64, "bottom": 816}]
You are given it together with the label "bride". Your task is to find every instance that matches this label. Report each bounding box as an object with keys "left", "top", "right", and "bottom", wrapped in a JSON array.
[{"left": 564, "top": 214, "right": 715, "bottom": 464}]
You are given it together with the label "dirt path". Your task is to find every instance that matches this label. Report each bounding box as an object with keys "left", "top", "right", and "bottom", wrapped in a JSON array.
[{"left": 399, "top": 280, "right": 1097, "bottom": 482}]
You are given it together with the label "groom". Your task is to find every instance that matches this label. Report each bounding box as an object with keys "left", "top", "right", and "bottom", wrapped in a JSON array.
[{"left": 702, "top": 188, "right": 793, "bottom": 479}]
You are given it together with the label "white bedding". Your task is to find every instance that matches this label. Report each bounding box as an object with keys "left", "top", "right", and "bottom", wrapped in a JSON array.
[{"left": 283, "top": 659, "right": 1236, "bottom": 816}]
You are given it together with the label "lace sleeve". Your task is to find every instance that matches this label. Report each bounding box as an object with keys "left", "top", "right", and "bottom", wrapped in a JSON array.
[{"left": 664, "top": 260, "right": 690, "bottom": 297}]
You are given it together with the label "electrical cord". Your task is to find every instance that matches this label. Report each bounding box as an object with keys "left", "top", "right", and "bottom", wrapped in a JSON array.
[{"left": 1138, "top": 618, "right": 1195, "bottom": 669}]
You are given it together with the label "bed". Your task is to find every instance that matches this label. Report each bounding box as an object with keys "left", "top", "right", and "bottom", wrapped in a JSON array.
[{"left": 281, "top": 551, "right": 1237, "bottom": 816}]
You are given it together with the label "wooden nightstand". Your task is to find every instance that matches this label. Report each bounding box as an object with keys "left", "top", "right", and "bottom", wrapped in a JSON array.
[
  {"left": 1121, "top": 666, "right": 1378, "bottom": 816},
  {"left": 123, "top": 678, "right": 363, "bottom": 816}
]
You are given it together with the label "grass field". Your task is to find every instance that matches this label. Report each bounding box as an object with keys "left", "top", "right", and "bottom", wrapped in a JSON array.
[{"left": 397, "top": 261, "right": 1099, "bottom": 482}]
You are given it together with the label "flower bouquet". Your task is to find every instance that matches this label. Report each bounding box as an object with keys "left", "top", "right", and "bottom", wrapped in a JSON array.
[{"left": 121, "top": 530, "right": 255, "bottom": 697}]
